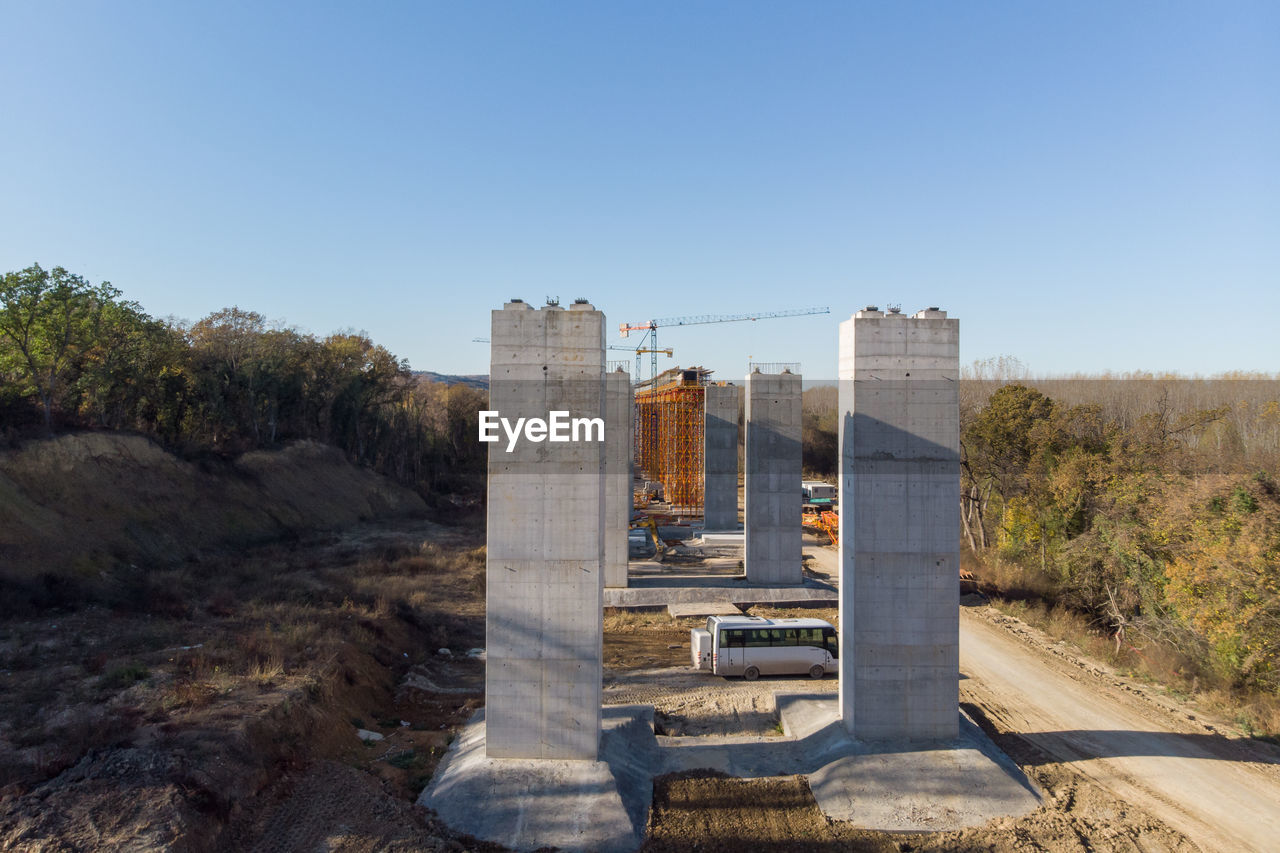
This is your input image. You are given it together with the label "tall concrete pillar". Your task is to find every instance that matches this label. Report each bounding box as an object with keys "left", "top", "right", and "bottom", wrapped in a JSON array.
[
  {"left": 486, "top": 299, "right": 605, "bottom": 759},
  {"left": 702, "top": 384, "right": 739, "bottom": 532},
  {"left": 838, "top": 307, "right": 960, "bottom": 741},
  {"left": 604, "top": 366, "right": 632, "bottom": 588},
  {"left": 744, "top": 369, "right": 802, "bottom": 585}
]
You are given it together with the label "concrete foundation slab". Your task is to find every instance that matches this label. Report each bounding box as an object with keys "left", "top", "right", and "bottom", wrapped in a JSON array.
[
  {"left": 698, "top": 531, "right": 744, "bottom": 544},
  {"left": 425, "top": 694, "right": 1040, "bottom": 851},
  {"left": 422, "top": 705, "right": 658, "bottom": 853},
  {"left": 781, "top": 696, "right": 1043, "bottom": 832},
  {"left": 666, "top": 602, "right": 742, "bottom": 618},
  {"left": 603, "top": 576, "right": 836, "bottom": 609}
]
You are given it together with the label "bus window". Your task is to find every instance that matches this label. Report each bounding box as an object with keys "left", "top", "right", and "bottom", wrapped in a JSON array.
[
  {"left": 745, "top": 630, "right": 771, "bottom": 648},
  {"left": 797, "top": 628, "right": 822, "bottom": 646},
  {"left": 771, "top": 629, "right": 798, "bottom": 646},
  {"left": 822, "top": 627, "right": 839, "bottom": 658}
]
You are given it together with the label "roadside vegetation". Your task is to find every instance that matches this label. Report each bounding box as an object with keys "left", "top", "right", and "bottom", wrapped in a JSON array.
[
  {"left": 803, "top": 361, "right": 1280, "bottom": 738},
  {"left": 0, "top": 263, "right": 485, "bottom": 497}
]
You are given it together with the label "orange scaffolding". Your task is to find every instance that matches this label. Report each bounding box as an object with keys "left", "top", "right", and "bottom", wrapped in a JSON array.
[{"left": 634, "top": 367, "right": 709, "bottom": 516}]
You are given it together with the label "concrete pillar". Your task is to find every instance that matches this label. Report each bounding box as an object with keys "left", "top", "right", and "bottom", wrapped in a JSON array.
[
  {"left": 486, "top": 299, "right": 605, "bottom": 759},
  {"left": 604, "top": 367, "right": 631, "bottom": 588},
  {"left": 744, "top": 370, "right": 802, "bottom": 585},
  {"left": 838, "top": 307, "right": 960, "bottom": 741},
  {"left": 702, "top": 384, "right": 739, "bottom": 532}
]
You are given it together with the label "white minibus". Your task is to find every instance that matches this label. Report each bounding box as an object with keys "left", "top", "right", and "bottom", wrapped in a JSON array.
[{"left": 690, "top": 615, "right": 837, "bottom": 680}]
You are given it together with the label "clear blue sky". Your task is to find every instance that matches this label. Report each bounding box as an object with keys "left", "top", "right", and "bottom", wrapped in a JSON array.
[{"left": 2, "top": 1, "right": 1276, "bottom": 379}]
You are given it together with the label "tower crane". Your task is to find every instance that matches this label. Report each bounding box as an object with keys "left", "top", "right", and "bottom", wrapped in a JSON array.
[
  {"left": 473, "top": 337, "right": 673, "bottom": 377},
  {"left": 473, "top": 338, "right": 670, "bottom": 358},
  {"left": 619, "top": 306, "right": 830, "bottom": 382}
]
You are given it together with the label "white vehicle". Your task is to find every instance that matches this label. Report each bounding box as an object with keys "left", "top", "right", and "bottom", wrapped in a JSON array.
[
  {"left": 690, "top": 615, "right": 838, "bottom": 680},
  {"left": 801, "top": 481, "right": 837, "bottom": 503}
]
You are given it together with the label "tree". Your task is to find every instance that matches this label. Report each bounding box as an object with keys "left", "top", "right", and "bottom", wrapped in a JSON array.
[
  {"left": 0, "top": 264, "right": 103, "bottom": 433},
  {"left": 961, "top": 384, "right": 1058, "bottom": 554},
  {"left": 1162, "top": 476, "right": 1280, "bottom": 690}
]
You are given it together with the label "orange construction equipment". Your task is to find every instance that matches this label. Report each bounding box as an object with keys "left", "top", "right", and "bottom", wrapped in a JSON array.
[
  {"left": 634, "top": 367, "right": 710, "bottom": 516},
  {"left": 802, "top": 506, "right": 839, "bottom": 544}
]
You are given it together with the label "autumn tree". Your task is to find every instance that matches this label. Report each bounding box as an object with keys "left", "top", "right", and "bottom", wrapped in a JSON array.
[{"left": 0, "top": 264, "right": 109, "bottom": 433}]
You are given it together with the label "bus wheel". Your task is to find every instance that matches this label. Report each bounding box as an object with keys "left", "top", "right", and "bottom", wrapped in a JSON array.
[
  {"left": 743, "top": 666, "right": 760, "bottom": 681},
  {"left": 809, "top": 664, "right": 825, "bottom": 679}
]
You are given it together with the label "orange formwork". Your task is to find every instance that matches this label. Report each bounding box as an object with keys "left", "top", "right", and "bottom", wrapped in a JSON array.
[{"left": 634, "top": 368, "right": 708, "bottom": 516}]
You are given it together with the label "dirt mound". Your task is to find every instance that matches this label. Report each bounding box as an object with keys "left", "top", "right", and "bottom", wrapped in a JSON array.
[{"left": 0, "top": 433, "right": 426, "bottom": 598}]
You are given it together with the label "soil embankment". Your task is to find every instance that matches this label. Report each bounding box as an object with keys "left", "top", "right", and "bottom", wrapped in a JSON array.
[
  {"left": 0, "top": 433, "right": 426, "bottom": 607},
  {"left": 0, "top": 433, "right": 482, "bottom": 852}
]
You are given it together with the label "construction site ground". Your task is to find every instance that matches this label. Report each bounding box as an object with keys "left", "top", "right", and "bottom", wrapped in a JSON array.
[
  {"left": 9, "top": 517, "right": 1280, "bottom": 852},
  {"left": 604, "top": 530, "right": 840, "bottom": 610}
]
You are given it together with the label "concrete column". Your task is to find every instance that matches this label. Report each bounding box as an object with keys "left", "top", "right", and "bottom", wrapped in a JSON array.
[
  {"left": 702, "top": 384, "right": 739, "bottom": 532},
  {"left": 486, "top": 299, "right": 605, "bottom": 759},
  {"left": 604, "top": 367, "right": 631, "bottom": 588},
  {"left": 744, "top": 370, "right": 802, "bottom": 585},
  {"left": 838, "top": 307, "right": 960, "bottom": 741}
]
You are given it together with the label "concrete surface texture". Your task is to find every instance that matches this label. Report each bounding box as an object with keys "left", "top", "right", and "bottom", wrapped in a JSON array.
[
  {"left": 603, "top": 575, "right": 836, "bottom": 609},
  {"left": 486, "top": 299, "right": 606, "bottom": 759},
  {"left": 702, "top": 384, "right": 740, "bottom": 531},
  {"left": 779, "top": 696, "right": 1042, "bottom": 832},
  {"left": 604, "top": 367, "right": 632, "bottom": 588},
  {"left": 743, "top": 370, "right": 802, "bottom": 585},
  {"left": 666, "top": 602, "right": 742, "bottom": 618},
  {"left": 422, "top": 706, "right": 656, "bottom": 853},
  {"left": 838, "top": 307, "right": 961, "bottom": 740},
  {"left": 698, "top": 530, "right": 744, "bottom": 545},
  {"left": 423, "top": 696, "right": 1039, "bottom": 851}
]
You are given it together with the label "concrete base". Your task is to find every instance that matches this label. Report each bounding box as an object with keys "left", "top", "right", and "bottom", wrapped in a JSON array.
[
  {"left": 422, "top": 705, "right": 658, "bottom": 853},
  {"left": 666, "top": 602, "right": 742, "bottom": 618},
  {"left": 778, "top": 695, "right": 1042, "bottom": 832},
  {"left": 698, "top": 531, "right": 744, "bottom": 544},
  {"left": 424, "top": 695, "right": 1041, "bottom": 852},
  {"left": 604, "top": 575, "right": 837, "bottom": 609}
]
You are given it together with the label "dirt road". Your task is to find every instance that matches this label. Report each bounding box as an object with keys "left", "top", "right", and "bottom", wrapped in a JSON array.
[{"left": 961, "top": 607, "right": 1280, "bottom": 853}]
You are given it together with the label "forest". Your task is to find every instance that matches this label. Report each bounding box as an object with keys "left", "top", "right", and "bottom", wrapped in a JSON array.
[
  {"left": 0, "top": 264, "right": 487, "bottom": 497},
  {"left": 804, "top": 360, "right": 1280, "bottom": 725}
]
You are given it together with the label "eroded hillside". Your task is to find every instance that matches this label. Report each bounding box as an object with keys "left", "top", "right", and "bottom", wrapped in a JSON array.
[{"left": 0, "top": 434, "right": 427, "bottom": 612}]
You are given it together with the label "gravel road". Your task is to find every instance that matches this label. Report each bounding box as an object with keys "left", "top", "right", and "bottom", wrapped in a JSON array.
[{"left": 960, "top": 606, "right": 1280, "bottom": 853}]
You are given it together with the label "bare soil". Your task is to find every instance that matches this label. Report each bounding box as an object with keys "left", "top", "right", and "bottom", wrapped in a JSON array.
[
  {"left": 610, "top": 595, "right": 1274, "bottom": 852},
  {"left": 6, "top": 514, "right": 1277, "bottom": 851},
  {"left": 0, "top": 517, "right": 490, "bottom": 852}
]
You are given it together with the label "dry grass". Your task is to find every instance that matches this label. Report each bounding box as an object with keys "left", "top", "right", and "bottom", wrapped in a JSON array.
[
  {"left": 970, "top": 557, "right": 1057, "bottom": 602},
  {"left": 603, "top": 609, "right": 680, "bottom": 633},
  {"left": 0, "top": 517, "right": 488, "bottom": 794},
  {"left": 991, "top": 597, "right": 1280, "bottom": 740}
]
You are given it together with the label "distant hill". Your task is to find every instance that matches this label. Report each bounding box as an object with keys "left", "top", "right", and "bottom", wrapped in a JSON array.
[{"left": 414, "top": 371, "right": 489, "bottom": 390}]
